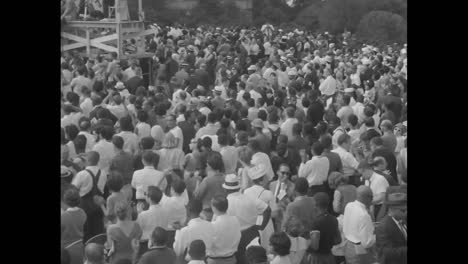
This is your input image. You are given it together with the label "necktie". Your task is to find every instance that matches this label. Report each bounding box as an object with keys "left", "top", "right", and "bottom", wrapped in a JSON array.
[
  {"left": 275, "top": 182, "right": 282, "bottom": 203},
  {"left": 398, "top": 221, "right": 407, "bottom": 240}
]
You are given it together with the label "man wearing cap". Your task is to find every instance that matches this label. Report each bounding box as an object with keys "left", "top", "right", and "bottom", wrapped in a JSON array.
[
  {"left": 343, "top": 186, "right": 376, "bottom": 264},
  {"left": 250, "top": 118, "right": 271, "bottom": 154},
  {"left": 211, "top": 86, "right": 226, "bottom": 111},
  {"left": 222, "top": 174, "right": 271, "bottom": 264},
  {"left": 174, "top": 62, "right": 190, "bottom": 86},
  {"left": 246, "top": 65, "right": 261, "bottom": 88},
  {"left": 375, "top": 193, "right": 407, "bottom": 264}
]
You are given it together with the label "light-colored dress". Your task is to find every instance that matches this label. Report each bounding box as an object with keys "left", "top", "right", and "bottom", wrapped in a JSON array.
[{"left": 244, "top": 185, "right": 274, "bottom": 250}]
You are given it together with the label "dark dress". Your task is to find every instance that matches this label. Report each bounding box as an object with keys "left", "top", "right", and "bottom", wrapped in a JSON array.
[
  {"left": 107, "top": 222, "right": 142, "bottom": 264},
  {"left": 307, "top": 212, "right": 341, "bottom": 264}
]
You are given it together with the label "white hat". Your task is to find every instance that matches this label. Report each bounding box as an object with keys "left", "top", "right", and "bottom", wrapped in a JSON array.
[
  {"left": 288, "top": 69, "right": 297, "bottom": 76},
  {"left": 361, "top": 58, "right": 371, "bottom": 65},
  {"left": 247, "top": 65, "right": 257, "bottom": 71},
  {"left": 222, "top": 174, "right": 241, "bottom": 190},
  {"left": 214, "top": 86, "right": 223, "bottom": 92},
  {"left": 248, "top": 164, "right": 267, "bottom": 180},
  {"left": 344, "top": 88, "right": 355, "bottom": 93},
  {"left": 115, "top": 82, "right": 125, "bottom": 90},
  {"left": 401, "top": 48, "right": 407, "bottom": 55},
  {"left": 61, "top": 166, "right": 73, "bottom": 178}
]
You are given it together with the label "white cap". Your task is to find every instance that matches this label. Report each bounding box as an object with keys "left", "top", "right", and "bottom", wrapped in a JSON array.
[
  {"left": 115, "top": 82, "right": 125, "bottom": 90},
  {"left": 361, "top": 58, "right": 371, "bottom": 65},
  {"left": 247, "top": 65, "right": 257, "bottom": 71},
  {"left": 288, "top": 69, "right": 297, "bottom": 76},
  {"left": 214, "top": 86, "right": 223, "bottom": 92}
]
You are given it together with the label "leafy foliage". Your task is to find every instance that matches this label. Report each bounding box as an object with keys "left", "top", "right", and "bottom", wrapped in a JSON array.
[
  {"left": 356, "top": 10, "right": 407, "bottom": 44},
  {"left": 127, "top": 0, "right": 407, "bottom": 44}
]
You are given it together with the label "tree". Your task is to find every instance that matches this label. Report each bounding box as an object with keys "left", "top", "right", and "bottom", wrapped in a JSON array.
[{"left": 357, "top": 10, "right": 407, "bottom": 44}]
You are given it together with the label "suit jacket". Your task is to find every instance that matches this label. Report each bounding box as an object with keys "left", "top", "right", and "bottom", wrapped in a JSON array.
[
  {"left": 376, "top": 215, "right": 407, "bottom": 264},
  {"left": 269, "top": 179, "right": 295, "bottom": 210}
]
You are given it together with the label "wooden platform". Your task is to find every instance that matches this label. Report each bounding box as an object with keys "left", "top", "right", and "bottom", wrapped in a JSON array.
[{"left": 61, "top": 0, "right": 151, "bottom": 59}]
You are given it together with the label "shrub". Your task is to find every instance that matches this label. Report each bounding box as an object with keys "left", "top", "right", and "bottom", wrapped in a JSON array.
[{"left": 356, "top": 10, "right": 407, "bottom": 44}]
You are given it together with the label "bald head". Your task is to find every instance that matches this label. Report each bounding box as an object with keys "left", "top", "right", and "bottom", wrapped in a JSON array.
[
  {"left": 84, "top": 243, "right": 104, "bottom": 263},
  {"left": 87, "top": 151, "right": 100, "bottom": 166},
  {"left": 357, "top": 185, "right": 373, "bottom": 207}
]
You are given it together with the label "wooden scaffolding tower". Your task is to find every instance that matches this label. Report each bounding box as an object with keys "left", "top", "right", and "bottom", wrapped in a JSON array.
[{"left": 61, "top": 0, "right": 157, "bottom": 59}]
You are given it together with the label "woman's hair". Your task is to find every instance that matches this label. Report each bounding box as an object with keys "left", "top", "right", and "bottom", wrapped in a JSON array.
[
  {"left": 238, "top": 146, "right": 253, "bottom": 165},
  {"left": 65, "top": 125, "right": 79, "bottom": 141},
  {"left": 73, "top": 135, "right": 87, "bottom": 154},
  {"left": 115, "top": 200, "right": 130, "bottom": 221},
  {"left": 207, "top": 152, "right": 224, "bottom": 172},
  {"left": 284, "top": 216, "right": 305, "bottom": 238},
  {"left": 63, "top": 187, "right": 81, "bottom": 207},
  {"left": 269, "top": 232, "right": 291, "bottom": 256},
  {"left": 245, "top": 246, "right": 268, "bottom": 264},
  {"left": 328, "top": 171, "right": 348, "bottom": 189},
  {"left": 107, "top": 173, "right": 124, "bottom": 192}
]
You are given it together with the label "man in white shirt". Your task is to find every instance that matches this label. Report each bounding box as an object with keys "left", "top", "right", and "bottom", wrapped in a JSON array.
[
  {"left": 343, "top": 185, "right": 376, "bottom": 264},
  {"left": 166, "top": 114, "right": 184, "bottom": 150},
  {"left": 218, "top": 134, "right": 238, "bottom": 174},
  {"left": 319, "top": 68, "right": 337, "bottom": 98},
  {"left": 222, "top": 174, "right": 271, "bottom": 264},
  {"left": 72, "top": 151, "right": 106, "bottom": 197},
  {"left": 136, "top": 186, "right": 169, "bottom": 259},
  {"left": 359, "top": 161, "right": 389, "bottom": 220},
  {"left": 208, "top": 196, "right": 241, "bottom": 264},
  {"left": 116, "top": 116, "right": 139, "bottom": 155},
  {"left": 61, "top": 104, "right": 83, "bottom": 128},
  {"left": 173, "top": 199, "right": 215, "bottom": 262},
  {"left": 92, "top": 126, "right": 116, "bottom": 176},
  {"left": 78, "top": 119, "right": 96, "bottom": 152},
  {"left": 280, "top": 107, "right": 298, "bottom": 139},
  {"left": 131, "top": 151, "right": 167, "bottom": 201},
  {"left": 70, "top": 66, "right": 93, "bottom": 98},
  {"left": 71, "top": 151, "right": 106, "bottom": 241},
  {"left": 162, "top": 179, "right": 187, "bottom": 248},
  {"left": 298, "top": 142, "right": 330, "bottom": 197},
  {"left": 80, "top": 87, "right": 93, "bottom": 118},
  {"left": 332, "top": 134, "right": 360, "bottom": 185}
]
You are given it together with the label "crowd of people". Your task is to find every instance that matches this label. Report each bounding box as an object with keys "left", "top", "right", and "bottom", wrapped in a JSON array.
[{"left": 61, "top": 22, "right": 407, "bottom": 264}]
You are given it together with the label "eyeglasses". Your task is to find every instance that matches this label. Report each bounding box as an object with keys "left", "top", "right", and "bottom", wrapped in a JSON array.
[{"left": 280, "top": 171, "right": 290, "bottom": 175}]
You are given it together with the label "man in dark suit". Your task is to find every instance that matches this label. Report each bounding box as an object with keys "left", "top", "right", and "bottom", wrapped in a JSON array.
[{"left": 376, "top": 192, "right": 407, "bottom": 264}]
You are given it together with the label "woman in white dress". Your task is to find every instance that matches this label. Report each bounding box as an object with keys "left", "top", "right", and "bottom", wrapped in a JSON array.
[{"left": 244, "top": 164, "right": 275, "bottom": 250}]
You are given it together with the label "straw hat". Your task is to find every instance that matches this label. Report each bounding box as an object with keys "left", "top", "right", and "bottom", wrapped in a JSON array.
[{"left": 222, "top": 174, "right": 241, "bottom": 190}]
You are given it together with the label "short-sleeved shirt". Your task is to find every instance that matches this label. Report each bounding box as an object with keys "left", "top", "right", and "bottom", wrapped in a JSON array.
[
  {"left": 227, "top": 192, "right": 268, "bottom": 231},
  {"left": 365, "top": 173, "right": 389, "bottom": 205}
]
